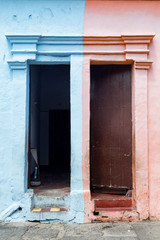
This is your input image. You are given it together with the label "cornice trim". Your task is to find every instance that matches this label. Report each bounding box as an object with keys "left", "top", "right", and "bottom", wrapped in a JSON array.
[
  {"left": 135, "top": 61, "right": 153, "bottom": 70},
  {"left": 8, "top": 61, "right": 27, "bottom": 70},
  {"left": 6, "top": 34, "right": 154, "bottom": 70},
  {"left": 6, "top": 34, "right": 155, "bottom": 46},
  {"left": 6, "top": 35, "right": 40, "bottom": 44}
]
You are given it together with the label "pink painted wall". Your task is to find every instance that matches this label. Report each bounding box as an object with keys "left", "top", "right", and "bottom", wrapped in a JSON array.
[{"left": 83, "top": 0, "right": 160, "bottom": 221}]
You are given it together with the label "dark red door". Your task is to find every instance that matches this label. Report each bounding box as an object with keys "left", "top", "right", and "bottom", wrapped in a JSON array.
[{"left": 90, "top": 65, "right": 132, "bottom": 194}]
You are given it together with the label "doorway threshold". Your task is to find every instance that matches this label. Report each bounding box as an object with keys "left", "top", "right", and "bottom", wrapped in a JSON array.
[
  {"left": 92, "top": 193, "right": 132, "bottom": 212},
  {"left": 30, "top": 189, "right": 70, "bottom": 213},
  {"left": 30, "top": 171, "right": 70, "bottom": 197},
  {"left": 29, "top": 173, "right": 70, "bottom": 211},
  {"left": 31, "top": 185, "right": 70, "bottom": 197}
]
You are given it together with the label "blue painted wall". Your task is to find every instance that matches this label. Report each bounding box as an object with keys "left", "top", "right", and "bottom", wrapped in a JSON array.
[{"left": 0, "top": 0, "right": 86, "bottom": 222}]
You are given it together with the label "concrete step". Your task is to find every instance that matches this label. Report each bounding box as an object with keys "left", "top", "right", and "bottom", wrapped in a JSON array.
[
  {"left": 92, "top": 193, "right": 132, "bottom": 212},
  {"left": 95, "top": 206, "right": 133, "bottom": 212},
  {"left": 32, "top": 194, "right": 70, "bottom": 209}
]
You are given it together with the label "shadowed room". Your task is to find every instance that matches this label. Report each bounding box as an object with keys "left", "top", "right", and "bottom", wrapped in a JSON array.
[{"left": 29, "top": 65, "right": 70, "bottom": 196}]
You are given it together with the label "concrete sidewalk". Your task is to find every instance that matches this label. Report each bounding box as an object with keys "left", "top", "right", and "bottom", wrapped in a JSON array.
[{"left": 0, "top": 221, "right": 160, "bottom": 240}]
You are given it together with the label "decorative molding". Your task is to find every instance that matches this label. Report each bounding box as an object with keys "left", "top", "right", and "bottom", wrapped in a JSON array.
[
  {"left": 135, "top": 61, "right": 153, "bottom": 70},
  {"left": 125, "top": 50, "right": 150, "bottom": 54},
  {"left": 8, "top": 61, "right": 27, "bottom": 70},
  {"left": 6, "top": 35, "right": 40, "bottom": 44},
  {"left": 11, "top": 50, "right": 37, "bottom": 55},
  {"left": 6, "top": 34, "right": 154, "bottom": 69},
  {"left": 6, "top": 34, "right": 154, "bottom": 46},
  {"left": 121, "top": 34, "right": 154, "bottom": 42}
]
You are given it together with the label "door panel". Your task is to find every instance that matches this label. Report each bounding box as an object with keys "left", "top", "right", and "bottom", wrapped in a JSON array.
[{"left": 90, "top": 65, "right": 132, "bottom": 194}]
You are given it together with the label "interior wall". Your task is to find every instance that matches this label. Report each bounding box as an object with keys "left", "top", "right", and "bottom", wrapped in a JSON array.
[
  {"left": 30, "top": 66, "right": 40, "bottom": 173},
  {"left": 39, "top": 65, "right": 70, "bottom": 165},
  {"left": 30, "top": 66, "right": 40, "bottom": 149},
  {"left": 40, "top": 66, "right": 70, "bottom": 111}
]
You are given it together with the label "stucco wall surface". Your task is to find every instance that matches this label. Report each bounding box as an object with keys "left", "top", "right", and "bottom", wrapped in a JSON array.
[
  {"left": 84, "top": 0, "right": 160, "bottom": 221},
  {"left": 0, "top": 0, "right": 86, "bottom": 222},
  {"left": 0, "top": 0, "right": 160, "bottom": 223}
]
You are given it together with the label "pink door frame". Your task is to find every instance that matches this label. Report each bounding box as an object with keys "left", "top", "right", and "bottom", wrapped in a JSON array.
[{"left": 82, "top": 35, "right": 154, "bottom": 222}]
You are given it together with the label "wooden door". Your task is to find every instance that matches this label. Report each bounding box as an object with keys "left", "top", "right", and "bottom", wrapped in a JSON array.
[{"left": 90, "top": 65, "right": 132, "bottom": 194}]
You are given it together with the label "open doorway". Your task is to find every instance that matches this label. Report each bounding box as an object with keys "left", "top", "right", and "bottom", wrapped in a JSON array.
[
  {"left": 28, "top": 65, "right": 70, "bottom": 196},
  {"left": 90, "top": 65, "right": 132, "bottom": 211}
]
